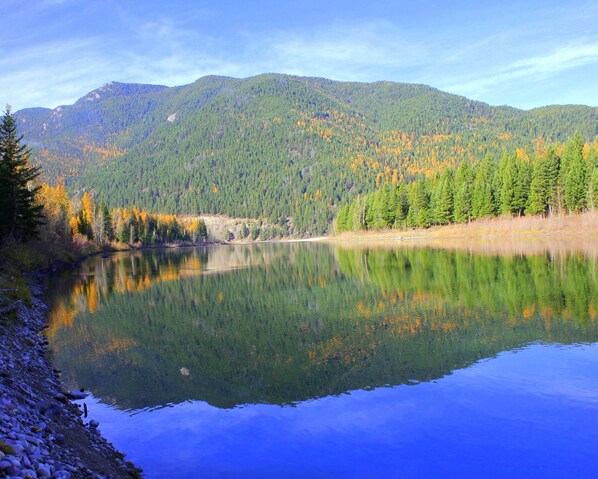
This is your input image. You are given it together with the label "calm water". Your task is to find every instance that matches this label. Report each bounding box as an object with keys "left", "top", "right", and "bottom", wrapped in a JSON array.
[{"left": 45, "top": 243, "right": 598, "bottom": 478}]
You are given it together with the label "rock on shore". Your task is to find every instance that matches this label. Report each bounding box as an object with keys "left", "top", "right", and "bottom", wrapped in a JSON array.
[{"left": 0, "top": 273, "right": 140, "bottom": 479}]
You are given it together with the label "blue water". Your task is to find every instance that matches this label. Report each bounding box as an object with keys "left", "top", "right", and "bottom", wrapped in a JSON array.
[{"left": 81, "top": 343, "right": 598, "bottom": 478}]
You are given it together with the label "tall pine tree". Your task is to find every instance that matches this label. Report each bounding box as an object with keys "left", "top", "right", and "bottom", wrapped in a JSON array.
[
  {"left": 0, "top": 106, "right": 43, "bottom": 243},
  {"left": 563, "top": 133, "right": 587, "bottom": 213},
  {"left": 471, "top": 156, "right": 495, "bottom": 219}
]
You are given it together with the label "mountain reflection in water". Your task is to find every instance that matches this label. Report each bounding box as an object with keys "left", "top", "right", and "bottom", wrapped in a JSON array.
[{"left": 45, "top": 243, "right": 598, "bottom": 411}]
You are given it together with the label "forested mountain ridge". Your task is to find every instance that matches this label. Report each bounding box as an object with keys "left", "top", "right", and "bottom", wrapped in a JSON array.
[{"left": 16, "top": 74, "right": 598, "bottom": 235}]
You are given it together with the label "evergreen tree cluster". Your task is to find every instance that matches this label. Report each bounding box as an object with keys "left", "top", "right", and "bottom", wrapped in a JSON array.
[
  {"left": 336, "top": 134, "right": 598, "bottom": 232},
  {"left": 0, "top": 106, "right": 43, "bottom": 244}
]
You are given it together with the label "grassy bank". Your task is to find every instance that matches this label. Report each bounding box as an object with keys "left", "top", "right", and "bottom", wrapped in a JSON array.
[
  {"left": 324, "top": 212, "right": 598, "bottom": 257},
  {"left": 329, "top": 212, "right": 598, "bottom": 241}
]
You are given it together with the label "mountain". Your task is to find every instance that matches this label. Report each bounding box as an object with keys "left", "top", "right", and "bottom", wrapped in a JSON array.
[{"left": 16, "top": 74, "right": 598, "bottom": 234}]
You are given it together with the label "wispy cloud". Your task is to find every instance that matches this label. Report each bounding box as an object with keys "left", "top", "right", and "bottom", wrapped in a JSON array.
[
  {"left": 0, "top": 37, "right": 119, "bottom": 109},
  {"left": 2, "top": 2, "right": 598, "bottom": 110},
  {"left": 245, "top": 21, "right": 428, "bottom": 81},
  {"left": 443, "top": 40, "right": 598, "bottom": 101}
]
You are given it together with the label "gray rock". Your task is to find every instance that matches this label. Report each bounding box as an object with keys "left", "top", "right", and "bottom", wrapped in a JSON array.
[
  {"left": 53, "top": 470, "right": 71, "bottom": 479},
  {"left": 36, "top": 465, "right": 51, "bottom": 478},
  {"left": 21, "top": 468, "right": 37, "bottom": 478},
  {"left": 66, "top": 390, "right": 88, "bottom": 400},
  {"left": 89, "top": 420, "right": 99, "bottom": 429},
  {"left": 11, "top": 442, "right": 24, "bottom": 455},
  {"left": 34, "top": 423, "right": 47, "bottom": 432},
  {"left": 53, "top": 394, "right": 67, "bottom": 404},
  {"left": 0, "top": 439, "right": 16, "bottom": 455}
]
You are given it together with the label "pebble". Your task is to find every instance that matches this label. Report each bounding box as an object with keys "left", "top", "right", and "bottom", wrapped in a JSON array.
[
  {"left": 0, "top": 273, "right": 139, "bottom": 479},
  {"left": 36, "top": 465, "right": 51, "bottom": 478}
]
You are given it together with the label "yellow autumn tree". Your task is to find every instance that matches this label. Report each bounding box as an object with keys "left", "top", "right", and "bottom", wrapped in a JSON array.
[
  {"left": 79, "top": 192, "right": 95, "bottom": 239},
  {"left": 39, "top": 183, "right": 71, "bottom": 240}
]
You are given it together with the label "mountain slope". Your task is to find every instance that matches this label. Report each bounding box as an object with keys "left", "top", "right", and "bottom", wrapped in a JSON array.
[{"left": 16, "top": 74, "right": 598, "bottom": 234}]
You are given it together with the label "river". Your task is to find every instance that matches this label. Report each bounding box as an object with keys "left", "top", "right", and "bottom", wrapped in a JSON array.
[{"left": 44, "top": 242, "right": 598, "bottom": 478}]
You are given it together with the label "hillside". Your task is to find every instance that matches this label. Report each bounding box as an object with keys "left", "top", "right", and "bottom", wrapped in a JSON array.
[{"left": 16, "top": 74, "right": 598, "bottom": 235}]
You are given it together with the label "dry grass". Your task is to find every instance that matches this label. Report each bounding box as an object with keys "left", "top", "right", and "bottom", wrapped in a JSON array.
[{"left": 324, "top": 212, "right": 598, "bottom": 257}]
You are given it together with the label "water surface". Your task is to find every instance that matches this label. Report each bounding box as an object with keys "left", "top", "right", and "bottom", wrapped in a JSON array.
[{"left": 45, "top": 243, "right": 598, "bottom": 477}]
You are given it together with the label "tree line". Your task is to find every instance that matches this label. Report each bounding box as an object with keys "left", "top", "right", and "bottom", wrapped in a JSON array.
[
  {"left": 3, "top": 100, "right": 598, "bottom": 247},
  {"left": 41, "top": 186, "right": 208, "bottom": 246},
  {"left": 336, "top": 133, "right": 598, "bottom": 232},
  {"left": 0, "top": 106, "right": 207, "bottom": 248}
]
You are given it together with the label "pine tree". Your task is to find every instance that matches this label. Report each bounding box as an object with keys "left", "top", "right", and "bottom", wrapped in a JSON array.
[
  {"left": 587, "top": 143, "right": 598, "bottom": 210},
  {"left": 345, "top": 202, "right": 355, "bottom": 231},
  {"left": 497, "top": 153, "right": 517, "bottom": 215},
  {"left": 542, "top": 148, "right": 563, "bottom": 215},
  {"left": 453, "top": 162, "right": 473, "bottom": 223},
  {"left": 408, "top": 179, "right": 430, "bottom": 228},
  {"left": 101, "top": 203, "right": 114, "bottom": 241},
  {"left": 371, "top": 187, "right": 389, "bottom": 229},
  {"left": 513, "top": 159, "right": 532, "bottom": 216},
  {"left": 433, "top": 169, "right": 454, "bottom": 225},
  {"left": 351, "top": 196, "right": 367, "bottom": 230},
  {"left": 527, "top": 157, "right": 548, "bottom": 216},
  {"left": 563, "top": 133, "right": 586, "bottom": 213},
  {"left": 393, "top": 183, "right": 408, "bottom": 228},
  {"left": 0, "top": 106, "right": 43, "bottom": 243},
  {"left": 386, "top": 185, "right": 399, "bottom": 226},
  {"left": 471, "top": 156, "right": 495, "bottom": 219},
  {"left": 588, "top": 168, "right": 598, "bottom": 211},
  {"left": 335, "top": 204, "right": 349, "bottom": 232},
  {"left": 526, "top": 149, "right": 559, "bottom": 216},
  {"left": 365, "top": 194, "right": 376, "bottom": 229}
]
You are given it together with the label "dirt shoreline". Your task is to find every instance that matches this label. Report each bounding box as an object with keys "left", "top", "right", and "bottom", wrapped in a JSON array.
[{"left": 0, "top": 269, "right": 141, "bottom": 479}]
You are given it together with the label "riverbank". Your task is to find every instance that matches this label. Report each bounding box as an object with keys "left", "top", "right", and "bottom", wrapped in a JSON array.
[
  {"left": 0, "top": 268, "right": 141, "bottom": 478},
  {"left": 0, "top": 237, "right": 148, "bottom": 478},
  {"left": 322, "top": 212, "right": 598, "bottom": 257},
  {"left": 329, "top": 212, "right": 598, "bottom": 241}
]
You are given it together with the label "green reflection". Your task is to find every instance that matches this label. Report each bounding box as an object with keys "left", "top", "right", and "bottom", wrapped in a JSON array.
[{"left": 45, "top": 244, "right": 598, "bottom": 410}]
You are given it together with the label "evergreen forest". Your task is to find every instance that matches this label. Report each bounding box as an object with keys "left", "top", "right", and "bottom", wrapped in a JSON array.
[{"left": 337, "top": 133, "right": 598, "bottom": 232}]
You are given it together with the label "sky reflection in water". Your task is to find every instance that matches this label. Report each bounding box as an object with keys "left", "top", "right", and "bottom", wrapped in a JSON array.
[{"left": 81, "top": 344, "right": 598, "bottom": 479}]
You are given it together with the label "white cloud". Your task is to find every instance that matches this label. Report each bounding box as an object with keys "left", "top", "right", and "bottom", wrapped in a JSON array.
[
  {"left": 443, "top": 40, "right": 598, "bottom": 101},
  {"left": 3, "top": 4, "right": 598, "bottom": 111},
  {"left": 246, "top": 21, "right": 428, "bottom": 82},
  {"left": 0, "top": 37, "right": 119, "bottom": 109}
]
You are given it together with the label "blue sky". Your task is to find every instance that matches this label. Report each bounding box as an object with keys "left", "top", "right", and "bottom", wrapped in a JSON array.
[{"left": 1, "top": 0, "right": 597, "bottom": 111}]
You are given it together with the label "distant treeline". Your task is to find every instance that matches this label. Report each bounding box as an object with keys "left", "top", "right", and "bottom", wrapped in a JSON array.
[
  {"left": 41, "top": 185, "right": 208, "bottom": 246},
  {"left": 336, "top": 133, "right": 598, "bottom": 232}
]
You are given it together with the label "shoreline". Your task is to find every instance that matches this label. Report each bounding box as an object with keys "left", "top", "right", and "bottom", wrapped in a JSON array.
[
  {"left": 325, "top": 212, "right": 598, "bottom": 242},
  {"left": 319, "top": 213, "right": 598, "bottom": 257},
  {"left": 319, "top": 212, "right": 597, "bottom": 242},
  {"left": 0, "top": 268, "right": 141, "bottom": 478}
]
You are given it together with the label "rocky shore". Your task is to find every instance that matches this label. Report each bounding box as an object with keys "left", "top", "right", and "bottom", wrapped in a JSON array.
[{"left": 0, "top": 272, "right": 141, "bottom": 479}]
